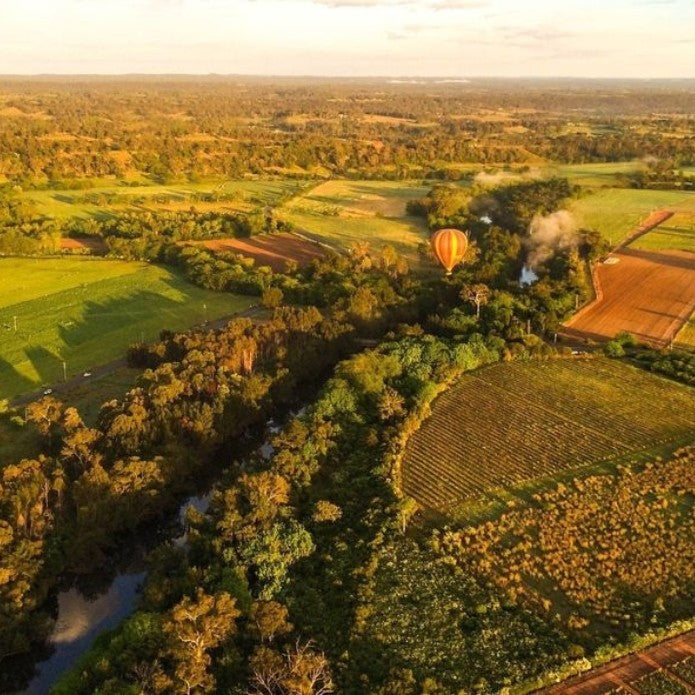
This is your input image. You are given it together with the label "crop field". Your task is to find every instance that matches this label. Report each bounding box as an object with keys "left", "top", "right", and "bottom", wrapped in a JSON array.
[
  {"left": 542, "top": 636, "right": 695, "bottom": 694},
  {"left": 401, "top": 358, "right": 695, "bottom": 510},
  {"left": 0, "top": 258, "right": 255, "bottom": 399},
  {"left": 569, "top": 188, "right": 695, "bottom": 244},
  {"left": 186, "top": 232, "right": 326, "bottom": 270},
  {"left": 563, "top": 248, "right": 695, "bottom": 347},
  {"left": 278, "top": 180, "right": 430, "bottom": 261},
  {"left": 19, "top": 179, "right": 307, "bottom": 220}
]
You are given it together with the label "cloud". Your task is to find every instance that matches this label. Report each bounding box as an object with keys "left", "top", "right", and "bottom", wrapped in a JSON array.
[
  {"left": 311, "top": 0, "right": 413, "bottom": 6},
  {"left": 431, "top": 0, "right": 487, "bottom": 8}
]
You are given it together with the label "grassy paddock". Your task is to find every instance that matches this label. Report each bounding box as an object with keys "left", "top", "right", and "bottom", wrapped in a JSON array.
[
  {"left": 19, "top": 179, "right": 308, "bottom": 220},
  {"left": 0, "top": 257, "right": 255, "bottom": 399},
  {"left": 279, "top": 179, "right": 430, "bottom": 261},
  {"left": 569, "top": 188, "right": 695, "bottom": 243}
]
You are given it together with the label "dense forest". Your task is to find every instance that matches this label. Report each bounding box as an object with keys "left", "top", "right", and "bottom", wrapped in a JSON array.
[{"left": 0, "top": 78, "right": 694, "bottom": 184}]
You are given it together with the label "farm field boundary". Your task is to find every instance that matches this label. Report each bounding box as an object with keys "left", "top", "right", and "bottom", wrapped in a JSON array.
[
  {"left": 562, "top": 248, "right": 695, "bottom": 347},
  {"left": 401, "top": 358, "right": 695, "bottom": 511},
  {"left": 537, "top": 629, "right": 695, "bottom": 694},
  {"left": 617, "top": 209, "right": 674, "bottom": 248},
  {"left": 183, "top": 232, "right": 326, "bottom": 270}
]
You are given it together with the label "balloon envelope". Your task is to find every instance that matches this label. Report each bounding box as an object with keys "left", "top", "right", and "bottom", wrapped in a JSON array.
[{"left": 431, "top": 228, "right": 468, "bottom": 274}]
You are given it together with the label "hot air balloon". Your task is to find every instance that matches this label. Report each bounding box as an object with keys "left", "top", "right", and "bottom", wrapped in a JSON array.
[{"left": 431, "top": 228, "right": 468, "bottom": 275}]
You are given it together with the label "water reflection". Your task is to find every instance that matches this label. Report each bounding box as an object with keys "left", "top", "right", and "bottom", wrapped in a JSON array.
[
  {"left": 520, "top": 266, "right": 539, "bottom": 286},
  {"left": 23, "top": 571, "right": 145, "bottom": 695},
  {"left": 20, "top": 407, "right": 306, "bottom": 694}
]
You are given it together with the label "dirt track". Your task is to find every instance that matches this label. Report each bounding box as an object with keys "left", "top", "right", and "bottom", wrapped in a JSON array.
[
  {"left": 563, "top": 248, "right": 695, "bottom": 347},
  {"left": 539, "top": 630, "right": 695, "bottom": 694}
]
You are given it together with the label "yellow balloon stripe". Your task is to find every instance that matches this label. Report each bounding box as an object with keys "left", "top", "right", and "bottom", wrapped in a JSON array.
[{"left": 432, "top": 228, "right": 467, "bottom": 273}]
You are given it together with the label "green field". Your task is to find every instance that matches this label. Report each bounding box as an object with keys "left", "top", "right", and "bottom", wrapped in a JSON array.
[
  {"left": 676, "top": 314, "right": 695, "bottom": 350},
  {"left": 548, "top": 161, "right": 646, "bottom": 187},
  {"left": 0, "top": 258, "right": 255, "bottom": 399},
  {"left": 569, "top": 188, "right": 695, "bottom": 244},
  {"left": 19, "top": 179, "right": 308, "bottom": 220},
  {"left": 629, "top": 211, "right": 695, "bottom": 253},
  {"left": 402, "top": 358, "right": 695, "bottom": 511},
  {"left": 278, "top": 179, "right": 430, "bottom": 261}
]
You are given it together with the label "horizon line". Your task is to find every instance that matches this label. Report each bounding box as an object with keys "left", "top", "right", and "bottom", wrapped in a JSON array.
[{"left": 1, "top": 73, "right": 694, "bottom": 81}]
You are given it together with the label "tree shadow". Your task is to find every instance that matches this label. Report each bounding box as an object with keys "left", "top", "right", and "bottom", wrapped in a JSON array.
[
  {"left": 0, "top": 354, "right": 38, "bottom": 400},
  {"left": 619, "top": 247, "right": 695, "bottom": 271},
  {"left": 58, "top": 288, "right": 193, "bottom": 350}
]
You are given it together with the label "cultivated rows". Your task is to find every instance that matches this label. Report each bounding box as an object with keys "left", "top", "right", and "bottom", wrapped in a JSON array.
[{"left": 402, "top": 359, "right": 695, "bottom": 510}]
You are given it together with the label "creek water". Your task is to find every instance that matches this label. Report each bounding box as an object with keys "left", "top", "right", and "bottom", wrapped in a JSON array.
[
  {"left": 18, "top": 412, "right": 291, "bottom": 694},
  {"left": 519, "top": 265, "right": 539, "bottom": 286}
]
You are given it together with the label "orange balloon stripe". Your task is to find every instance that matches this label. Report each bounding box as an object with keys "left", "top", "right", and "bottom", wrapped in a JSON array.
[{"left": 432, "top": 229, "right": 467, "bottom": 273}]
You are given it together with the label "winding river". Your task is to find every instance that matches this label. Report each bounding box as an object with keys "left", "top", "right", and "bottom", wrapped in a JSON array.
[{"left": 19, "top": 413, "right": 289, "bottom": 694}]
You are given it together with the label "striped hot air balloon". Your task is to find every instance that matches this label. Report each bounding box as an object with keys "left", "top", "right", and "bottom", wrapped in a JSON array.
[{"left": 431, "top": 228, "right": 469, "bottom": 275}]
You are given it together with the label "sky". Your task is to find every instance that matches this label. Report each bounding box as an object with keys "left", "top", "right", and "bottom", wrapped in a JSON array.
[{"left": 0, "top": 0, "right": 693, "bottom": 78}]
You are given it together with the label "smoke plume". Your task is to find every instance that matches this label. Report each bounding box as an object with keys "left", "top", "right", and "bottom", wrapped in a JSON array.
[
  {"left": 474, "top": 171, "right": 516, "bottom": 187},
  {"left": 526, "top": 210, "right": 578, "bottom": 269}
]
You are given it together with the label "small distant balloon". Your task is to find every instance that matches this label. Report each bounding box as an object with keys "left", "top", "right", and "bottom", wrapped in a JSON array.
[{"left": 431, "top": 228, "right": 469, "bottom": 275}]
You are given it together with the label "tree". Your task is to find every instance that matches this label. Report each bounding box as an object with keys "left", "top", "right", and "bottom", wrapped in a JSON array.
[
  {"left": 250, "top": 600, "right": 293, "bottom": 643},
  {"left": 163, "top": 589, "right": 240, "bottom": 695},
  {"left": 24, "top": 396, "right": 64, "bottom": 445},
  {"left": 262, "top": 287, "right": 284, "bottom": 309},
  {"left": 248, "top": 641, "right": 334, "bottom": 695},
  {"left": 461, "top": 283, "right": 490, "bottom": 319},
  {"left": 311, "top": 501, "right": 342, "bottom": 524}
]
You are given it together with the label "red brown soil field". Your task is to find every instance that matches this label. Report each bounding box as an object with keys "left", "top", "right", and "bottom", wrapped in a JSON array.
[
  {"left": 539, "top": 629, "right": 695, "bottom": 694},
  {"left": 59, "top": 237, "right": 107, "bottom": 253},
  {"left": 562, "top": 248, "right": 695, "bottom": 347},
  {"left": 187, "top": 233, "right": 326, "bottom": 271}
]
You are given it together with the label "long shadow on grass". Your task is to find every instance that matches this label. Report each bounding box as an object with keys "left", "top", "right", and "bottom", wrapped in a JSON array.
[
  {"left": 0, "top": 354, "right": 37, "bottom": 399},
  {"left": 57, "top": 288, "right": 197, "bottom": 351}
]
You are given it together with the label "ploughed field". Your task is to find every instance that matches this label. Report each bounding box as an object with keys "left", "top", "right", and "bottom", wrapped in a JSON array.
[
  {"left": 401, "top": 358, "right": 695, "bottom": 510},
  {"left": 563, "top": 248, "right": 695, "bottom": 348},
  {"left": 185, "top": 232, "right": 326, "bottom": 271},
  {"left": 0, "top": 257, "right": 255, "bottom": 400},
  {"left": 541, "top": 637, "right": 695, "bottom": 695}
]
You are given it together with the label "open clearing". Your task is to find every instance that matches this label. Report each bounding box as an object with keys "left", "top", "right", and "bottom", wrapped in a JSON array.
[
  {"left": 278, "top": 180, "right": 430, "bottom": 261},
  {"left": 570, "top": 189, "right": 695, "bottom": 244},
  {"left": 19, "top": 179, "right": 307, "bottom": 220},
  {"left": 0, "top": 257, "right": 255, "bottom": 399},
  {"left": 186, "top": 232, "right": 326, "bottom": 270},
  {"left": 401, "top": 358, "right": 695, "bottom": 511},
  {"left": 563, "top": 248, "right": 695, "bottom": 347}
]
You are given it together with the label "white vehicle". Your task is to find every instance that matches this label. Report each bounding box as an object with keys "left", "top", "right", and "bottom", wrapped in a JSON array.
[
  {"left": 83, "top": 371, "right": 92, "bottom": 378},
  {"left": 43, "top": 388, "right": 53, "bottom": 395}
]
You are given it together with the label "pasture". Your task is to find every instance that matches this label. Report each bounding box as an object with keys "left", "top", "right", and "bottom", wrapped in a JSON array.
[
  {"left": 278, "top": 180, "right": 430, "bottom": 262},
  {"left": 549, "top": 161, "right": 646, "bottom": 187},
  {"left": 0, "top": 258, "right": 255, "bottom": 399},
  {"left": 569, "top": 188, "right": 695, "bottom": 244},
  {"left": 629, "top": 211, "right": 695, "bottom": 254},
  {"left": 563, "top": 248, "right": 695, "bottom": 347},
  {"left": 19, "top": 179, "right": 308, "bottom": 220},
  {"left": 676, "top": 315, "right": 695, "bottom": 350},
  {"left": 401, "top": 358, "right": 695, "bottom": 511}
]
